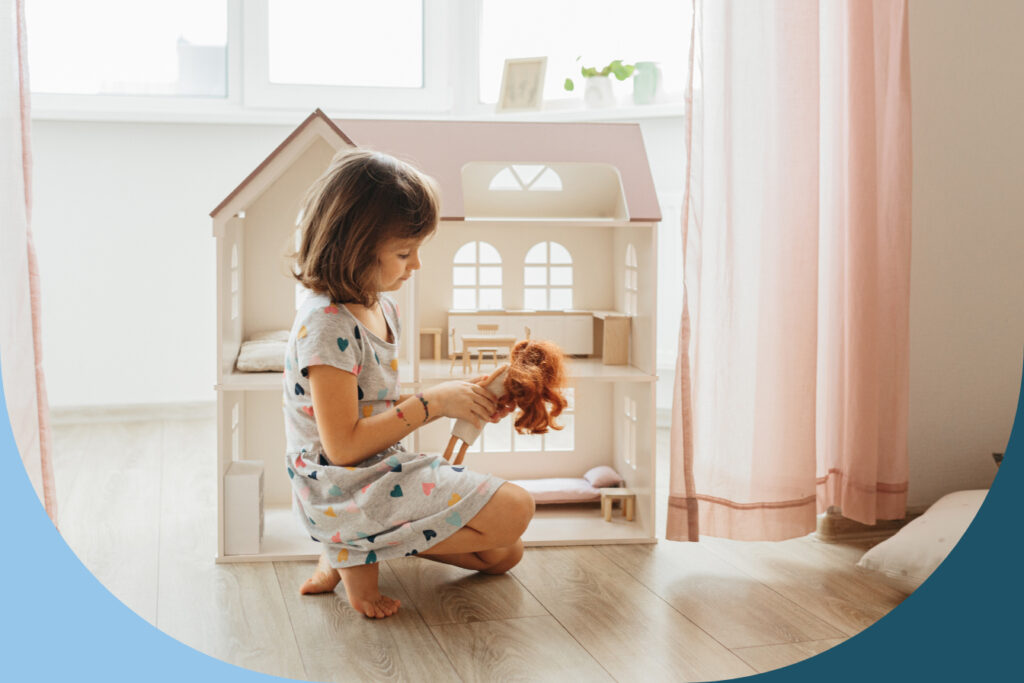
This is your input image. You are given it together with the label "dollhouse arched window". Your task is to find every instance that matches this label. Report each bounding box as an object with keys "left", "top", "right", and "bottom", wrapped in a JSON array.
[
  {"left": 452, "top": 241, "right": 502, "bottom": 310},
  {"left": 488, "top": 165, "right": 563, "bottom": 192},
  {"left": 464, "top": 387, "right": 575, "bottom": 454},
  {"left": 524, "top": 241, "right": 573, "bottom": 310},
  {"left": 625, "top": 243, "right": 638, "bottom": 315}
]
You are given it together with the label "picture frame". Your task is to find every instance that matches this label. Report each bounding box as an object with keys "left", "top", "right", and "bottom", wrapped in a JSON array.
[{"left": 496, "top": 57, "right": 547, "bottom": 112}]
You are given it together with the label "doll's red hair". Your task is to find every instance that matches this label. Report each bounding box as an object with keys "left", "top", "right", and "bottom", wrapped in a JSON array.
[{"left": 500, "top": 339, "right": 569, "bottom": 434}]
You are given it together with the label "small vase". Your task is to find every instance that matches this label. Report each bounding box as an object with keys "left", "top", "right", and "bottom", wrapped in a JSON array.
[
  {"left": 632, "top": 61, "right": 663, "bottom": 105},
  {"left": 584, "top": 76, "right": 615, "bottom": 108}
]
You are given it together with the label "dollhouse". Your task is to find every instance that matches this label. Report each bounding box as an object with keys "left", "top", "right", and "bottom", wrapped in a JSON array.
[{"left": 210, "top": 110, "right": 661, "bottom": 562}]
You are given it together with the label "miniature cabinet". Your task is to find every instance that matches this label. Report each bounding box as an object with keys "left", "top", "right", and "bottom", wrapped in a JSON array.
[{"left": 211, "top": 110, "right": 661, "bottom": 562}]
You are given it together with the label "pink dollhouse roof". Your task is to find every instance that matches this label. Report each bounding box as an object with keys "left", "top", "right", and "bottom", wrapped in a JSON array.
[{"left": 211, "top": 109, "right": 662, "bottom": 222}]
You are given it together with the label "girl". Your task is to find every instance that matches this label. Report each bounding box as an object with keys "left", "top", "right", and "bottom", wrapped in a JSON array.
[{"left": 283, "top": 148, "right": 535, "bottom": 619}]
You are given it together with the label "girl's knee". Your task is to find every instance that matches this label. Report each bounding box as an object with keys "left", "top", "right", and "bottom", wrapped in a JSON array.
[{"left": 503, "top": 482, "right": 536, "bottom": 532}]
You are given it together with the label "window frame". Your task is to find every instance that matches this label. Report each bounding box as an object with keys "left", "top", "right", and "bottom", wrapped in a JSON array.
[
  {"left": 28, "top": 0, "right": 685, "bottom": 123},
  {"left": 242, "top": 0, "right": 451, "bottom": 113},
  {"left": 451, "top": 240, "right": 503, "bottom": 311}
]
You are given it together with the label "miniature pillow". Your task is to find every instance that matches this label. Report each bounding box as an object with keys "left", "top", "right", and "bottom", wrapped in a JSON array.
[
  {"left": 510, "top": 478, "right": 601, "bottom": 504},
  {"left": 855, "top": 489, "right": 987, "bottom": 594},
  {"left": 235, "top": 330, "right": 289, "bottom": 372},
  {"left": 583, "top": 465, "right": 624, "bottom": 489}
]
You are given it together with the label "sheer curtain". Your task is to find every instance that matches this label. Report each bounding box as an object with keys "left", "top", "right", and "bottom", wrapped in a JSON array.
[
  {"left": 669, "top": 0, "right": 912, "bottom": 541},
  {"left": 1, "top": 0, "right": 57, "bottom": 523}
]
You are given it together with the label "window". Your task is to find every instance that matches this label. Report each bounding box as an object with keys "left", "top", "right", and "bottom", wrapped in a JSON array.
[
  {"left": 267, "top": 0, "right": 422, "bottom": 88},
  {"left": 245, "top": 0, "right": 448, "bottom": 111},
  {"left": 26, "top": 0, "right": 228, "bottom": 97},
  {"left": 27, "top": 1, "right": 687, "bottom": 119},
  {"left": 489, "top": 165, "right": 562, "bottom": 192},
  {"left": 624, "top": 396, "right": 637, "bottom": 470},
  {"left": 524, "top": 241, "right": 573, "bottom": 310},
  {"left": 478, "top": 0, "right": 688, "bottom": 106},
  {"left": 464, "top": 387, "right": 575, "bottom": 454},
  {"left": 625, "top": 243, "right": 638, "bottom": 315},
  {"left": 452, "top": 241, "right": 503, "bottom": 310},
  {"left": 230, "top": 243, "right": 239, "bottom": 320}
]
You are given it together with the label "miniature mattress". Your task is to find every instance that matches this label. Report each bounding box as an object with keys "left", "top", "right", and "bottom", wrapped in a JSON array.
[
  {"left": 235, "top": 330, "right": 289, "bottom": 372},
  {"left": 509, "top": 477, "right": 602, "bottom": 504}
]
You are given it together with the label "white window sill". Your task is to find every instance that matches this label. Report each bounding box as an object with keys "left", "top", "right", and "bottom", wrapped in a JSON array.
[{"left": 30, "top": 99, "right": 684, "bottom": 126}]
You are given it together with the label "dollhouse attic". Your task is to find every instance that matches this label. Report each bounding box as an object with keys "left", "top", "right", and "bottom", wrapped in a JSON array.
[{"left": 211, "top": 109, "right": 663, "bottom": 562}]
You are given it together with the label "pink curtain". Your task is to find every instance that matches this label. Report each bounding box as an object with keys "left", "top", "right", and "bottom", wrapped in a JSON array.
[
  {"left": 668, "top": 0, "right": 911, "bottom": 541},
  {"left": 1, "top": 0, "right": 57, "bottom": 523}
]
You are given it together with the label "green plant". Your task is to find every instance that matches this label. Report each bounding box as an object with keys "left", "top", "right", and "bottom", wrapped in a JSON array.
[{"left": 563, "top": 57, "right": 636, "bottom": 92}]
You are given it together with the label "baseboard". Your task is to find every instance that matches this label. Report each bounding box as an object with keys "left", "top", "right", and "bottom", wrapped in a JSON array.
[
  {"left": 815, "top": 506, "right": 925, "bottom": 543},
  {"left": 50, "top": 401, "right": 216, "bottom": 426}
]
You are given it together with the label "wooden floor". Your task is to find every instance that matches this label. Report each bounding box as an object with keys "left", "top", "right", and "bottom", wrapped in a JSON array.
[{"left": 51, "top": 416, "right": 906, "bottom": 682}]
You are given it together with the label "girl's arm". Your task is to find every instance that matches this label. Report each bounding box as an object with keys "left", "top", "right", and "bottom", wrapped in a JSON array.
[
  {"left": 308, "top": 365, "right": 498, "bottom": 466},
  {"left": 395, "top": 374, "right": 500, "bottom": 426}
]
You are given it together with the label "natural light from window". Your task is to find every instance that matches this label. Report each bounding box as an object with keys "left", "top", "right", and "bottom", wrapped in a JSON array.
[
  {"left": 524, "top": 241, "right": 573, "bottom": 310},
  {"left": 488, "top": 165, "right": 563, "bottom": 192},
  {"left": 268, "top": 0, "right": 423, "bottom": 88},
  {"left": 26, "top": 0, "right": 227, "bottom": 96},
  {"left": 452, "top": 241, "right": 503, "bottom": 310},
  {"left": 478, "top": 0, "right": 688, "bottom": 105}
]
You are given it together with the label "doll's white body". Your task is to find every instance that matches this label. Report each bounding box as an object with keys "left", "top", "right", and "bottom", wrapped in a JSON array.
[{"left": 451, "top": 367, "right": 508, "bottom": 446}]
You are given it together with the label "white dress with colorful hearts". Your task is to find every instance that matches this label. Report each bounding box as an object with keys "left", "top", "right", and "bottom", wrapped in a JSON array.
[{"left": 282, "top": 289, "right": 503, "bottom": 567}]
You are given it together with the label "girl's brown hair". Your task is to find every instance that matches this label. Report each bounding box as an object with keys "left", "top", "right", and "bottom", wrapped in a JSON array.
[
  {"left": 500, "top": 339, "right": 569, "bottom": 434},
  {"left": 293, "top": 148, "right": 440, "bottom": 306}
]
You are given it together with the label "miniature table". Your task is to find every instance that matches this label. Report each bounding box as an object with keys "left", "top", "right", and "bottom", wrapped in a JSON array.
[
  {"left": 458, "top": 334, "right": 518, "bottom": 373},
  {"left": 600, "top": 487, "right": 635, "bottom": 522}
]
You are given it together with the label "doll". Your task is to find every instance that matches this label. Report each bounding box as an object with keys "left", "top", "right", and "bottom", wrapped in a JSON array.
[{"left": 444, "top": 339, "right": 569, "bottom": 466}]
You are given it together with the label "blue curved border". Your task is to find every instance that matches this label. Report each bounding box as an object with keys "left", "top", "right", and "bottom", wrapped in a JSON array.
[{"left": 1, "top": 351, "right": 1021, "bottom": 681}]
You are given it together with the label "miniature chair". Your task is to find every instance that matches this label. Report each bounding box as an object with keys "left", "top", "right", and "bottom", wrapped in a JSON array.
[{"left": 475, "top": 323, "right": 500, "bottom": 372}]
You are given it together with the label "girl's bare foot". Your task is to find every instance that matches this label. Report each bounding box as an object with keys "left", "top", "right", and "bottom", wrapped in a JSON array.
[
  {"left": 338, "top": 562, "right": 401, "bottom": 618},
  {"left": 299, "top": 552, "right": 341, "bottom": 595}
]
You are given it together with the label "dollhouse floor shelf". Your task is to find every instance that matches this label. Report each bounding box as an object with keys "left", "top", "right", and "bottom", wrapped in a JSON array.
[
  {"left": 218, "top": 361, "right": 414, "bottom": 392},
  {"left": 417, "top": 358, "right": 657, "bottom": 383},
  {"left": 217, "top": 503, "right": 654, "bottom": 563},
  {"left": 217, "top": 505, "right": 320, "bottom": 563}
]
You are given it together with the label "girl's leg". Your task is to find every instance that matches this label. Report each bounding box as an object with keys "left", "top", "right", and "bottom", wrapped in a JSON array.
[
  {"left": 421, "top": 538, "right": 524, "bottom": 574},
  {"left": 300, "top": 554, "right": 400, "bottom": 618},
  {"left": 419, "top": 483, "right": 534, "bottom": 571}
]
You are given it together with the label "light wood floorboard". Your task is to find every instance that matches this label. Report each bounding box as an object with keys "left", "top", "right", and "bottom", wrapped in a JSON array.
[
  {"left": 700, "top": 535, "right": 906, "bottom": 637},
  {"left": 154, "top": 419, "right": 305, "bottom": 679},
  {"left": 511, "top": 546, "right": 757, "bottom": 682},
  {"left": 274, "top": 561, "right": 460, "bottom": 682},
  {"left": 51, "top": 416, "right": 906, "bottom": 682},
  {"left": 52, "top": 421, "right": 162, "bottom": 625},
  {"left": 430, "top": 615, "right": 614, "bottom": 683},
  {"left": 388, "top": 556, "right": 548, "bottom": 625},
  {"left": 732, "top": 638, "right": 848, "bottom": 674},
  {"left": 596, "top": 542, "right": 846, "bottom": 649}
]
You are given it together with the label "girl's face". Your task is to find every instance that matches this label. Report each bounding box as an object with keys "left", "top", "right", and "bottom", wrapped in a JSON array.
[{"left": 376, "top": 237, "right": 423, "bottom": 292}]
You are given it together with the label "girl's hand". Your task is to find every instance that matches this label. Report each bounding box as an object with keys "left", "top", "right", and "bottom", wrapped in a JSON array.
[
  {"left": 469, "top": 375, "right": 515, "bottom": 423},
  {"left": 426, "top": 381, "right": 498, "bottom": 430}
]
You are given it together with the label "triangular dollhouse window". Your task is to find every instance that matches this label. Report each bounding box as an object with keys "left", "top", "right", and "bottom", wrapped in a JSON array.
[{"left": 487, "top": 165, "right": 563, "bottom": 192}]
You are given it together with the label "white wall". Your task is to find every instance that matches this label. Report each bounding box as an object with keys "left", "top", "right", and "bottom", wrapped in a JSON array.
[
  {"left": 31, "top": 120, "right": 297, "bottom": 406},
  {"left": 906, "top": 0, "right": 1024, "bottom": 506}
]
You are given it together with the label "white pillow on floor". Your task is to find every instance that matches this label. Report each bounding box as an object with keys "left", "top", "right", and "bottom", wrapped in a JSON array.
[{"left": 856, "top": 489, "right": 987, "bottom": 593}]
